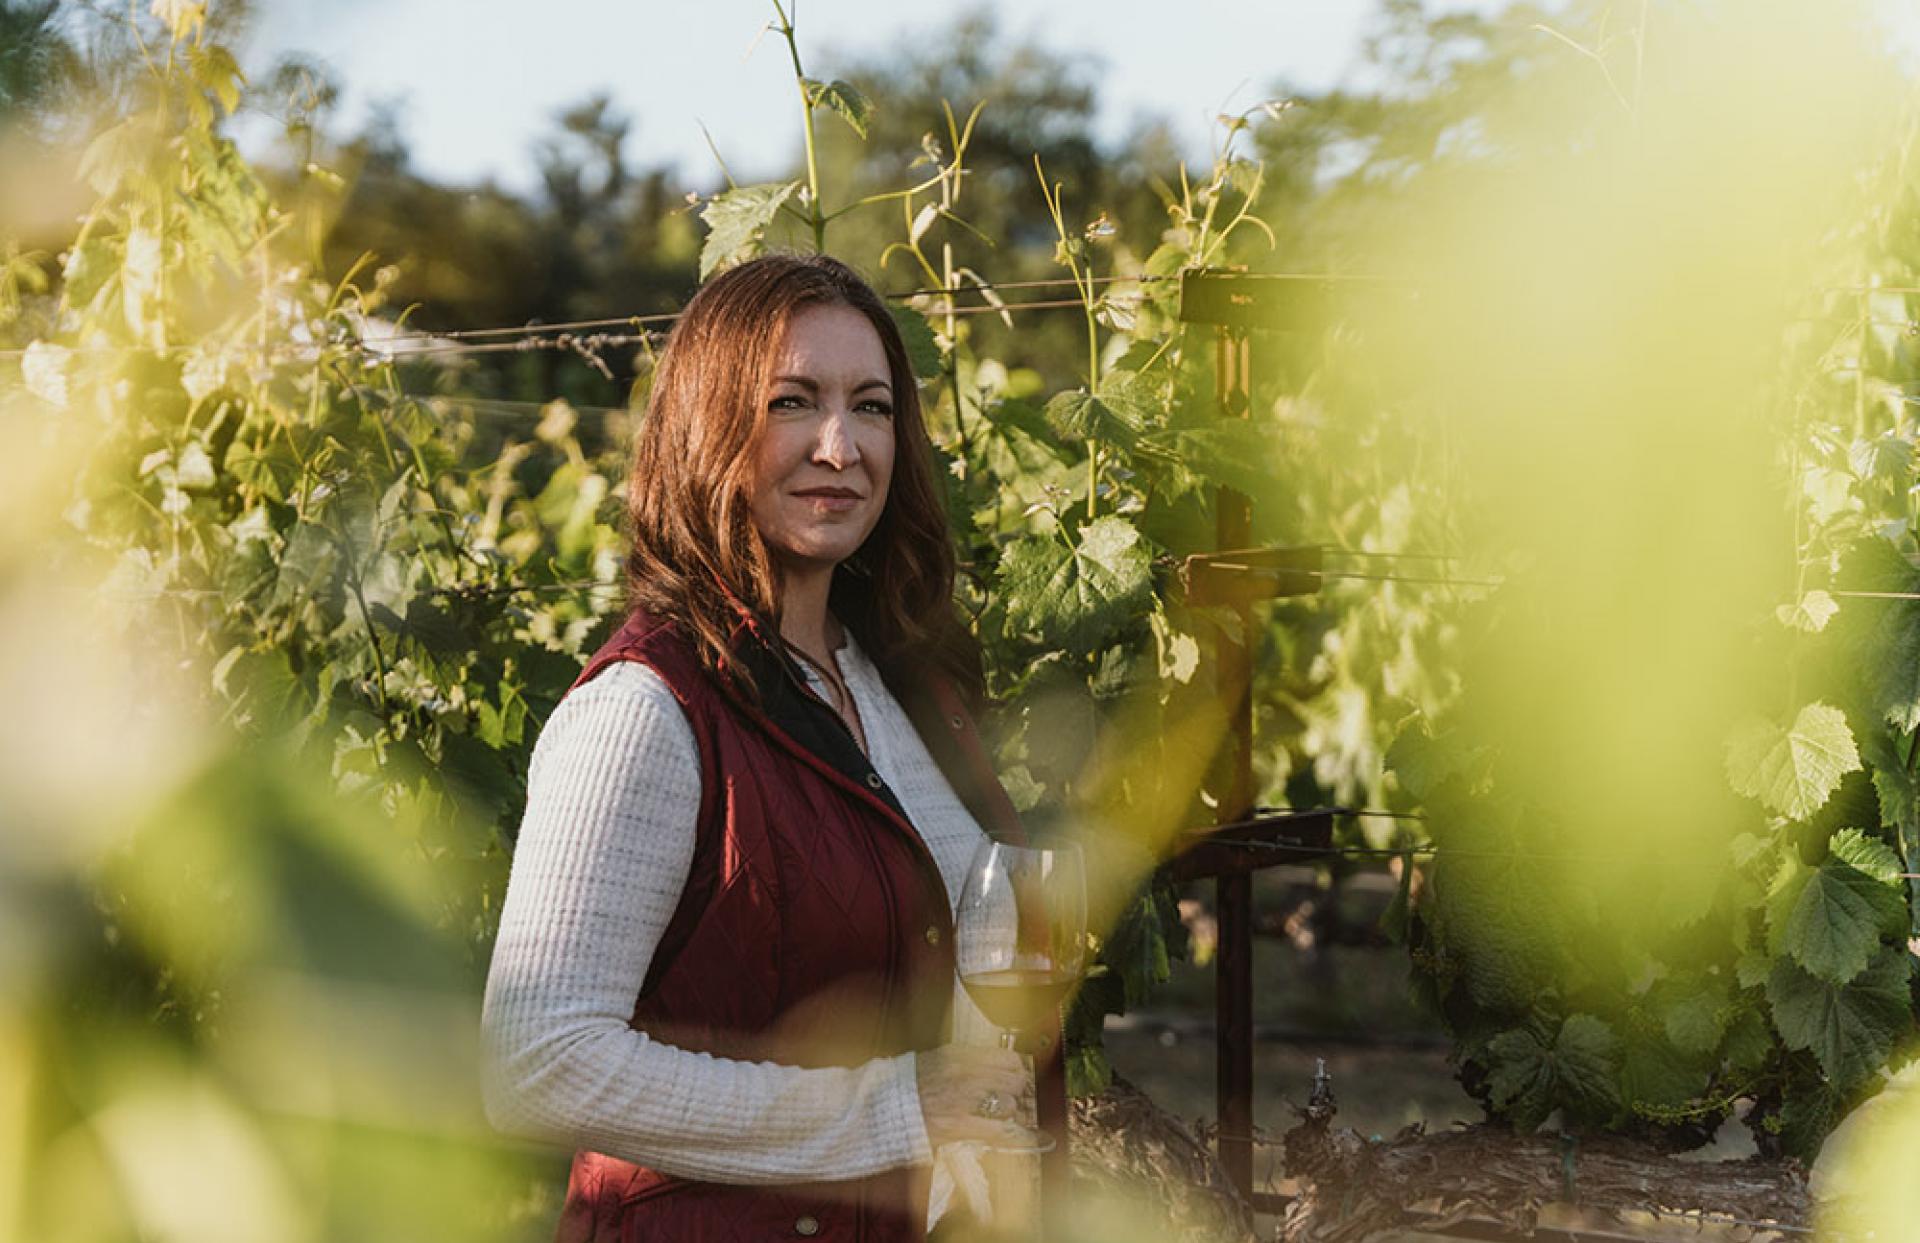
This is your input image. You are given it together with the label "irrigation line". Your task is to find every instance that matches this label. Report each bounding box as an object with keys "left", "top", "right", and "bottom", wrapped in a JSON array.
[
  {"left": 1207, "top": 563, "right": 1506, "bottom": 590},
  {"left": 1312, "top": 568, "right": 1506, "bottom": 589},
  {"left": 1319, "top": 548, "right": 1464, "bottom": 562},
  {"left": 1184, "top": 835, "right": 1920, "bottom": 878}
]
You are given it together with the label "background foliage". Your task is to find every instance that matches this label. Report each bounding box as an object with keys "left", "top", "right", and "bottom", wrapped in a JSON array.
[{"left": 3, "top": 1, "right": 1919, "bottom": 1239}]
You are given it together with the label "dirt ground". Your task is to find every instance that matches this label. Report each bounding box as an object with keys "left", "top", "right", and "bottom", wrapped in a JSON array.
[{"left": 1102, "top": 872, "right": 1484, "bottom": 1199}]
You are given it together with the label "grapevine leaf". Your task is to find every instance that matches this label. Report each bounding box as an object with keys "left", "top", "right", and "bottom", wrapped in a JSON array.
[
  {"left": 121, "top": 227, "right": 164, "bottom": 345},
  {"left": 998, "top": 517, "right": 1153, "bottom": 651},
  {"left": 1486, "top": 1014, "right": 1623, "bottom": 1132},
  {"left": 233, "top": 647, "right": 310, "bottom": 732},
  {"left": 1106, "top": 892, "right": 1172, "bottom": 1008},
  {"left": 1426, "top": 803, "right": 1555, "bottom": 1015},
  {"left": 272, "top": 522, "right": 337, "bottom": 607},
  {"left": 1849, "top": 434, "right": 1912, "bottom": 486},
  {"left": 803, "top": 77, "right": 873, "bottom": 139},
  {"left": 1621, "top": 1032, "right": 1708, "bottom": 1110},
  {"left": 1065, "top": 1042, "right": 1112, "bottom": 1096},
  {"left": 1829, "top": 827, "right": 1906, "bottom": 888},
  {"left": 1143, "top": 242, "right": 1187, "bottom": 277},
  {"left": 1724, "top": 703, "right": 1861, "bottom": 820},
  {"left": 1775, "top": 590, "right": 1838, "bottom": 634},
  {"left": 981, "top": 396, "right": 1060, "bottom": 450},
  {"left": 1043, "top": 371, "right": 1155, "bottom": 449},
  {"left": 1139, "top": 420, "right": 1286, "bottom": 501},
  {"left": 1771, "top": 830, "right": 1906, "bottom": 983},
  {"left": 1662, "top": 985, "right": 1730, "bottom": 1057},
  {"left": 886, "top": 304, "right": 942, "bottom": 380},
  {"left": 189, "top": 43, "right": 245, "bottom": 116},
  {"left": 1856, "top": 723, "right": 1918, "bottom": 931},
  {"left": 61, "top": 234, "right": 115, "bottom": 307},
  {"left": 1387, "top": 724, "right": 1488, "bottom": 802},
  {"left": 175, "top": 442, "right": 216, "bottom": 490},
  {"left": 697, "top": 181, "right": 801, "bottom": 280},
  {"left": 1766, "top": 947, "right": 1912, "bottom": 1089},
  {"left": 1870, "top": 760, "right": 1916, "bottom": 837},
  {"left": 1775, "top": 1073, "right": 1844, "bottom": 1162},
  {"left": 1721, "top": 1009, "right": 1774, "bottom": 1072},
  {"left": 78, "top": 115, "right": 157, "bottom": 196},
  {"left": 1833, "top": 538, "right": 1920, "bottom": 730},
  {"left": 1041, "top": 389, "right": 1100, "bottom": 442},
  {"left": 21, "top": 341, "right": 71, "bottom": 408},
  {"left": 1803, "top": 466, "right": 1856, "bottom": 524}
]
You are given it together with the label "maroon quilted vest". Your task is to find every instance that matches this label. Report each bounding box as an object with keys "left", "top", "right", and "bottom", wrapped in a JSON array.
[{"left": 550, "top": 607, "right": 1066, "bottom": 1243}]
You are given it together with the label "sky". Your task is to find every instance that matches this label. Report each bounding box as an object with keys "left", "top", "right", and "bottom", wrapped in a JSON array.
[
  {"left": 239, "top": 0, "right": 1484, "bottom": 193},
  {"left": 241, "top": 0, "right": 1920, "bottom": 196}
]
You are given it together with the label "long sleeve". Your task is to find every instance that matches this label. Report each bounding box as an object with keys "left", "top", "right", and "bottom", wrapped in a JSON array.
[{"left": 479, "top": 662, "right": 933, "bottom": 1183}]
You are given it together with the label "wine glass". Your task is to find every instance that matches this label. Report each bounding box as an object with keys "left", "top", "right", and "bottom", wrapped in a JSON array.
[{"left": 955, "top": 839, "right": 1087, "bottom": 1146}]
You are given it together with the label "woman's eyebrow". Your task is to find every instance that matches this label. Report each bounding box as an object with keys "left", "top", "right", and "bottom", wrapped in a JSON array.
[{"left": 770, "top": 375, "right": 893, "bottom": 395}]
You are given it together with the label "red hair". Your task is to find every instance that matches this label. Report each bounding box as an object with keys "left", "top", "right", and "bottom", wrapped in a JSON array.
[{"left": 623, "top": 253, "right": 980, "bottom": 704}]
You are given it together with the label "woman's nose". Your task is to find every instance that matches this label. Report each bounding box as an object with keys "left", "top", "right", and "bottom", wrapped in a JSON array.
[{"left": 811, "top": 407, "right": 861, "bottom": 468}]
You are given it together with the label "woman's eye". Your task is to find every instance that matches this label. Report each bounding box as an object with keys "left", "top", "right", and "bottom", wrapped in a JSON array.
[
  {"left": 769, "top": 394, "right": 809, "bottom": 411},
  {"left": 858, "top": 400, "right": 895, "bottom": 417}
]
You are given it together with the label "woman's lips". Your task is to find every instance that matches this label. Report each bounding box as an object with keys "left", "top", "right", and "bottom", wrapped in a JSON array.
[{"left": 792, "top": 487, "right": 864, "bottom": 512}]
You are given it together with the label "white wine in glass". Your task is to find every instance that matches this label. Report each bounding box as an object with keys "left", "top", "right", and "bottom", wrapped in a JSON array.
[{"left": 955, "top": 840, "right": 1088, "bottom": 1051}]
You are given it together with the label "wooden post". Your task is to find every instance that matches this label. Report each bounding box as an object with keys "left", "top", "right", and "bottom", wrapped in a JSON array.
[{"left": 1212, "top": 323, "right": 1257, "bottom": 1198}]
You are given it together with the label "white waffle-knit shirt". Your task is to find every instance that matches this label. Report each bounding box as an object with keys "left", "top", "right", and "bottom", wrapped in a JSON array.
[{"left": 480, "top": 627, "right": 1008, "bottom": 1190}]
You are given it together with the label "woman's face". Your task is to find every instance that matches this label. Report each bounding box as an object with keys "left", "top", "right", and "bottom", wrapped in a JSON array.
[{"left": 747, "top": 302, "right": 897, "bottom": 574}]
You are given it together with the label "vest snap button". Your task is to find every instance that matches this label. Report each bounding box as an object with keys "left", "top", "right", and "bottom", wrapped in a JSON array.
[
  {"left": 865, "top": 772, "right": 883, "bottom": 789},
  {"left": 949, "top": 714, "right": 964, "bottom": 730},
  {"left": 794, "top": 1215, "right": 821, "bottom": 1237},
  {"left": 924, "top": 925, "right": 941, "bottom": 946}
]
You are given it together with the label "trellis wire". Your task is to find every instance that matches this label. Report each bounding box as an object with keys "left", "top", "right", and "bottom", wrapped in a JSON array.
[{"left": 7, "top": 265, "right": 1916, "bottom": 361}]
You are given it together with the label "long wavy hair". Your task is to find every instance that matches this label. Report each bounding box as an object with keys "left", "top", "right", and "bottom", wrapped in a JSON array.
[{"left": 623, "top": 253, "right": 982, "bottom": 706}]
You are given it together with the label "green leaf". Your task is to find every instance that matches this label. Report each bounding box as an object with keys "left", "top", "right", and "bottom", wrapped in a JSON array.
[
  {"left": 1849, "top": 434, "right": 1913, "bottom": 485},
  {"left": 21, "top": 341, "right": 71, "bottom": 408},
  {"left": 1776, "top": 590, "right": 1839, "bottom": 634},
  {"left": 1834, "top": 539, "right": 1920, "bottom": 731},
  {"left": 1042, "top": 371, "right": 1157, "bottom": 448},
  {"left": 1721, "top": 1008, "right": 1774, "bottom": 1072},
  {"left": 1775, "top": 1070, "right": 1845, "bottom": 1161},
  {"left": 175, "top": 441, "right": 216, "bottom": 490},
  {"left": 998, "top": 517, "right": 1154, "bottom": 651},
  {"left": 1105, "top": 892, "right": 1172, "bottom": 1008},
  {"left": 190, "top": 44, "right": 245, "bottom": 116},
  {"left": 1485, "top": 1014, "right": 1623, "bottom": 1132},
  {"left": 887, "top": 304, "right": 942, "bottom": 380},
  {"left": 1769, "top": 830, "right": 1906, "bottom": 983},
  {"left": 1829, "top": 826, "right": 1906, "bottom": 888},
  {"left": 1064, "top": 1041, "right": 1112, "bottom": 1097},
  {"left": 981, "top": 395, "right": 1061, "bottom": 450},
  {"left": 1662, "top": 985, "right": 1730, "bottom": 1056},
  {"left": 1871, "top": 758, "right": 1916, "bottom": 837},
  {"left": 61, "top": 234, "right": 115, "bottom": 308},
  {"left": 272, "top": 521, "right": 337, "bottom": 607},
  {"left": 1138, "top": 420, "right": 1285, "bottom": 500},
  {"left": 78, "top": 116, "right": 157, "bottom": 196},
  {"left": 1621, "top": 1032, "right": 1708, "bottom": 1110},
  {"left": 1425, "top": 803, "right": 1556, "bottom": 1016},
  {"left": 697, "top": 181, "right": 801, "bottom": 280},
  {"left": 802, "top": 77, "right": 873, "bottom": 139},
  {"left": 1387, "top": 724, "right": 1487, "bottom": 802},
  {"left": 1725, "top": 703, "right": 1861, "bottom": 820},
  {"left": 1766, "top": 946, "right": 1912, "bottom": 1089}
]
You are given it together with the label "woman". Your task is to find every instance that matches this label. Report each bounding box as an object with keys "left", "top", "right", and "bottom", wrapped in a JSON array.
[{"left": 481, "top": 253, "right": 1061, "bottom": 1242}]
